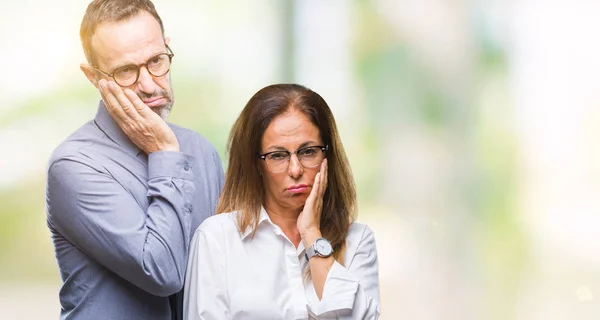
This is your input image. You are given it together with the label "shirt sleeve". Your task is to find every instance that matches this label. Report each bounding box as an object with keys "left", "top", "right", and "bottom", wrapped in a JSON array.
[
  {"left": 212, "top": 148, "right": 226, "bottom": 194},
  {"left": 46, "top": 151, "right": 196, "bottom": 297},
  {"left": 183, "top": 222, "right": 229, "bottom": 320},
  {"left": 306, "top": 225, "right": 381, "bottom": 319}
]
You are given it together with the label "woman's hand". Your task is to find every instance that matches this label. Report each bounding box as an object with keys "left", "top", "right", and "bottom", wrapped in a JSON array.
[{"left": 298, "top": 159, "right": 328, "bottom": 244}]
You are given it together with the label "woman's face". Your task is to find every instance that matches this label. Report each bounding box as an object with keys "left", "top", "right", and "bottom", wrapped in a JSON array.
[{"left": 260, "top": 109, "right": 324, "bottom": 213}]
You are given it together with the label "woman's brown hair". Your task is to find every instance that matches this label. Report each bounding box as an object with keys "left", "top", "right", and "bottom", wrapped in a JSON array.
[{"left": 216, "top": 83, "right": 357, "bottom": 264}]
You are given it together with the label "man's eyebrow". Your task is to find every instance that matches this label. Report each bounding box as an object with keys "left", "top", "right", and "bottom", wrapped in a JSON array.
[{"left": 111, "top": 50, "right": 166, "bottom": 70}]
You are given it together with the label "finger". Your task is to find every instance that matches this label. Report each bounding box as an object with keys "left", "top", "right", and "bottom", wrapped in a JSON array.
[
  {"left": 107, "top": 81, "right": 143, "bottom": 121},
  {"left": 124, "top": 89, "right": 155, "bottom": 118},
  {"left": 98, "top": 79, "right": 127, "bottom": 121},
  {"left": 319, "top": 159, "right": 328, "bottom": 196},
  {"left": 314, "top": 170, "right": 324, "bottom": 217},
  {"left": 323, "top": 159, "right": 328, "bottom": 190},
  {"left": 307, "top": 171, "right": 321, "bottom": 204}
]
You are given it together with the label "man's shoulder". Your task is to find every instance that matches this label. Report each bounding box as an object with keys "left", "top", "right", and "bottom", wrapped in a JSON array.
[
  {"left": 48, "top": 120, "right": 100, "bottom": 167},
  {"left": 169, "top": 123, "right": 217, "bottom": 151},
  {"left": 169, "top": 123, "right": 208, "bottom": 143}
]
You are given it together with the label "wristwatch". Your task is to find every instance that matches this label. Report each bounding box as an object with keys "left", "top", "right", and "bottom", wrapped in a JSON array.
[{"left": 305, "top": 237, "right": 333, "bottom": 260}]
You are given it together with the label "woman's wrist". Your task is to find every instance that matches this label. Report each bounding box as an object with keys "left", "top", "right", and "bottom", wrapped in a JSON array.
[{"left": 301, "top": 228, "right": 322, "bottom": 247}]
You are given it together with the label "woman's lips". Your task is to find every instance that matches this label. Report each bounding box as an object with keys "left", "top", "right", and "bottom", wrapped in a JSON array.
[{"left": 287, "top": 184, "right": 309, "bottom": 193}]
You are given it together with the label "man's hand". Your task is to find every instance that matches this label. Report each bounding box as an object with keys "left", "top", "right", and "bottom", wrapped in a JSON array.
[{"left": 98, "top": 79, "right": 179, "bottom": 154}]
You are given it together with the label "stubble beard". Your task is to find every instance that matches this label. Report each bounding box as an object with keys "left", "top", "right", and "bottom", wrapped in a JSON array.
[
  {"left": 155, "top": 99, "right": 173, "bottom": 120},
  {"left": 137, "top": 88, "right": 174, "bottom": 120}
]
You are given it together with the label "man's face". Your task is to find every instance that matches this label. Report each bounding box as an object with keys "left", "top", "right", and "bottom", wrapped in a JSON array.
[{"left": 88, "top": 11, "right": 174, "bottom": 119}]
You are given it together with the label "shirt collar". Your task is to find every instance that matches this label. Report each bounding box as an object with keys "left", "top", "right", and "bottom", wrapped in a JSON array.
[
  {"left": 239, "top": 207, "right": 307, "bottom": 259},
  {"left": 240, "top": 207, "right": 271, "bottom": 240},
  {"left": 94, "top": 100, "right": 142, "bottom": 157}
]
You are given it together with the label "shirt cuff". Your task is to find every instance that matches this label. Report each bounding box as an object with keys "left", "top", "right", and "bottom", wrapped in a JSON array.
[
  {"left": 307, "top": 261, "right": 360, "bottom": 316},
  {"left": 148, "top": 151, "right": 196, "bottom": 181}
]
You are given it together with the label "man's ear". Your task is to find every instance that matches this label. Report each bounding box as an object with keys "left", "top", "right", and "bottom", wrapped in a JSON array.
[{"left": 80, "top": 63, "right": 99, "bottom": 89}]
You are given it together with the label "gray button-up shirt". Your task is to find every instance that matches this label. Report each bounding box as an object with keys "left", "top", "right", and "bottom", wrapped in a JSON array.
[{"left": 46, "top": 101, "right": 224, "bottom": 319}]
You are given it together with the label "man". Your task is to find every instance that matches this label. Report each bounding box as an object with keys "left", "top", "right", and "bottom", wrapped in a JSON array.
[{"left": 45, "top": 1, "right": 224, "bottom": 319}]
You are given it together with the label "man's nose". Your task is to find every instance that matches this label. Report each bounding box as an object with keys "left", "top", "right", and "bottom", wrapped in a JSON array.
[{"left": 135, "top": 66, "right": 157, "bottom": 94}]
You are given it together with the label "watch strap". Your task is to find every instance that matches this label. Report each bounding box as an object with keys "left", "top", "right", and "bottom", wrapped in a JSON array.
[{"left": 305, "top": 244, "right": 317, "bottom": 260}]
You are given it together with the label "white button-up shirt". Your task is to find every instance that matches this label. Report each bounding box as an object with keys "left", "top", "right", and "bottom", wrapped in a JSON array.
[{"left": 183, "top": 208, "right": 381, "bottom": 319}]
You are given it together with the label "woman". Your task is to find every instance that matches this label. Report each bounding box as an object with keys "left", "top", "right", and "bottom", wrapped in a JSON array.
[{"left": 183, "top": 84, "right": 380, "bottom": 319}]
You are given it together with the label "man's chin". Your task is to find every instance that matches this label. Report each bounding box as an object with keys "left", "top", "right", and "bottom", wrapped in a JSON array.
[{"left": 150, "top": 105, "right": 171, "bottom": 120}]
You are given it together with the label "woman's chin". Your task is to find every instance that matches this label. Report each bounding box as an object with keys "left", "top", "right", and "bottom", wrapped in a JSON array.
[
  {"left": 291, "top": 193, "right": 308, "bottom": 201},
  {"left": 284, "top": 195, "right": 308, "bottom": 209}
]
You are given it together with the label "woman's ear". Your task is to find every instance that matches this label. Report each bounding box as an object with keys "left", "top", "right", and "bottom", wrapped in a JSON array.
[{"left": 257, "top": 162, "right": 264, "bottom": 177}]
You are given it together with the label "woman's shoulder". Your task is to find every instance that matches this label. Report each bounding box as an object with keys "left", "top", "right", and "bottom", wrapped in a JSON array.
[
  {"left": 345, "top": 221, "right": 377, "bottom": 257},
  {"left": 348, "top": 221, "right": 374, "bottom": 239},
  {"left": 196, "top": 211, "right": 240, "bottom": 236}
]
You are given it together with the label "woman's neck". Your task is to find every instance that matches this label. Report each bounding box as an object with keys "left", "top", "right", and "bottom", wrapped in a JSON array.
[{"left": 264, "top": 202, "right": 302, "bottom": 248}]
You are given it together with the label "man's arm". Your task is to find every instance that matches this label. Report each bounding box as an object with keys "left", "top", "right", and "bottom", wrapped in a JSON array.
[
  {"left": 47, "top": 150, "right": 195, "bottom": 296},
  {"left": 213, "top": 147, "right": 226, "bottom": 196}
]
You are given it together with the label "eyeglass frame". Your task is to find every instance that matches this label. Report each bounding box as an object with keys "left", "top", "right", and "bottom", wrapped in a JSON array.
[
  {"left": 92, "top": 45, "right": 174, "bottom": 87},
  {"left": 257, "top": 145, "right": 328, "bottom": 173}
]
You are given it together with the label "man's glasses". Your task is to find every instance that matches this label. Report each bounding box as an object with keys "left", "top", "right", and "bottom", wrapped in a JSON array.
[
  {"left": 93, "top": 45, "right": 174, "bottom": 87},
  {"left": 257, "top": 145, "right": 328, "bottom": 173}
]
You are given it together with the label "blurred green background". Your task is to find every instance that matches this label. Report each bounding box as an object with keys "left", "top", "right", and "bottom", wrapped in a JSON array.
[{"left": 1, "top": 0, "right": 600, "bottom": 319}]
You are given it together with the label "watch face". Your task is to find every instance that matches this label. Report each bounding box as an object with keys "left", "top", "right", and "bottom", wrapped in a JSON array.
[{"left": 315, "top": 238, "right": 333, "bottom": 256}]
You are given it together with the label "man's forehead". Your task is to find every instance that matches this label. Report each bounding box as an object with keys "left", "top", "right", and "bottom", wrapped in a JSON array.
[{"left": 90, "top": 11, "right": 165, "bottom": 67}]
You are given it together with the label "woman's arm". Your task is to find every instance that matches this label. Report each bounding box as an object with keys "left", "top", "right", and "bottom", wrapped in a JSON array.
[{"left": 306, "top": 225, "right": 381, "bottom": 319}]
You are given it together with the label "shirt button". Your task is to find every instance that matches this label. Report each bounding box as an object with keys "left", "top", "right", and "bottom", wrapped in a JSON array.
[
  {"left": 185, "top": 203, "right": 193, "bottom": 213},
  {"left": 184, "top": 163, "right": 190, "bottom": 171}
]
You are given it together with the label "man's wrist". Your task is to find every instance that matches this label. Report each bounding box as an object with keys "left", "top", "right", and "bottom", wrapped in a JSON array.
[
  {"left": 148, "top": 151, "right": 195, "bottom": 181},
  {"left": 159, "top": 142, "right": 180, "bottom": 152}
]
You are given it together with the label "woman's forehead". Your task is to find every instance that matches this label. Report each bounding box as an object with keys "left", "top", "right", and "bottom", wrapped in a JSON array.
[{"left": 261, "top": 111, "right": 320, "bottom": 147}]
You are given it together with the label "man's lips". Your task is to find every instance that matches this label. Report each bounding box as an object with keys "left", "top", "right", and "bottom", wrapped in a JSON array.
[
  {"left": 287, "top": 184, "right": 309, "bottom": 193},
  {"left": 143, "top": 97, "right": 165, "bottom": 107}
]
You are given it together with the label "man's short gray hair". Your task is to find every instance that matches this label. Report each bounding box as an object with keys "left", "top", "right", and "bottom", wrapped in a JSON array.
[{"left": 80, "top": 0, "right": 165, "bottom": 65}]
